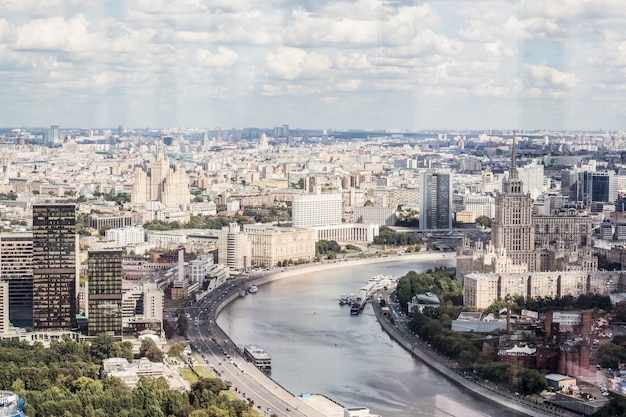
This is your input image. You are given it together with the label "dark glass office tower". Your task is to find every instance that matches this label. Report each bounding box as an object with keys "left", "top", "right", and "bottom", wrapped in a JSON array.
[
  {"left": 0, "top": 233, "right": 33, "bottom": 326},
  {"left": 88, "top": 250, "right": 123, "bottom": 337},
  {"left": 32, "top": 204, "right": 77, "bottom": 329},
  {"left": 419, "top": 172, "right": 452, "bottom": 230}
]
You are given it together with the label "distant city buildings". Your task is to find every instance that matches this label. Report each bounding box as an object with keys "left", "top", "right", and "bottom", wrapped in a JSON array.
[
  {"left": 4, "top": 126, "right": 626, "bottom": 338},
  {"left": 459, "top": 140, "right": 601, "bottom": 308}
]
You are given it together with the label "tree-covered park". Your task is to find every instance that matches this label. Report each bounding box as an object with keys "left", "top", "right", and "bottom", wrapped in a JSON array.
[{"left": 0, "top": 335, "right": 265, "bottom": 417}]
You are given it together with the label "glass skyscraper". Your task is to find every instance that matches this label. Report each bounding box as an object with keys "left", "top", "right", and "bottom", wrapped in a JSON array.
[
  {"left": 88, "top": 250, "right": 123, "bottom": 337},
  {"left": 419, "top": 172, "right": 452, "bottom": 230},
  {"left": 32, "top": 204, "right": 77, "bottom": 330}
]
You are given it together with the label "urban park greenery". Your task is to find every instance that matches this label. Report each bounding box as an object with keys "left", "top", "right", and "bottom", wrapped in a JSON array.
[{"left": 0, "top": 335, "right": 261, "bottom": 417}]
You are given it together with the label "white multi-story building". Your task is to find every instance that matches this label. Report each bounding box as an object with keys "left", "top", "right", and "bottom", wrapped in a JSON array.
[
  {"left": 106, "top": 226, "right": 145, "bottom": 247},
  {"left": 190, "top": 201, "right": 217, "bottom": 216},
  {"left": 243, "top": 224, "right": 315, "bottom": 267},
  {"left": 189, "top": 259, "right": 205, "bottom": 284},
  {"left": 292, "top": 193, "right": 343, "bottom": 227},
  {"left": 464, "top": 270, "right": 624, "bottom": 309},
  {"left": 463, "top": 195, "right": 495, "bottom": 219},
  {"left": 121, "top": 281, "right": 163, "bottom": 333},
  {"left": 146, "top": 229, "right": 211, "bottom": 249},
  {"left": 217, "top": 223, "right": 252, "bottom": 270},
  {"left": 352, "top": 206, "right": 396, "bottom": 226},
  {"left": 518, "top": 162, "right": 546, "bottom": 199},
  {"left": 315, "top": 223, "right": 379, "bottom": 243},
  {"left": 226, "top": 199, "right": 240, "bottom": 211}
]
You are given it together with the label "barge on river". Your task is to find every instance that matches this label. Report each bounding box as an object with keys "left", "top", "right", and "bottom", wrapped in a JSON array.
[{"left": 243, "top": 345, "right": 271, "bottom": 372}]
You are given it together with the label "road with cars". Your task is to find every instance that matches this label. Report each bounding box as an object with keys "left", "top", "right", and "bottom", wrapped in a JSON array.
[{"left": 183, "top": 277, "right": 326, "bottom": 417}]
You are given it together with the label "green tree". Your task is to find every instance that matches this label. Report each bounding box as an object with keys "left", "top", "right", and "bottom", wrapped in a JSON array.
[
  {"left": 597, "top": 341, "right": 626, "bottom": 368},
  {"left": 89, "top": 334, "right": 116, "bottom": 362},
  {"left": 168, "top": 342, "right": 186, "bottom": 358},
  {"left": 476, "top": 215, "right": 492, "bottom": 228},
  {"left": 516, "top": 368, "right": 546, "bottom": 395},
  {"left": 177, "top": 313, "right": 189, "bottom": 337},
  {"left": 139, "top": 338, "right": 164, "bottom": 363}
]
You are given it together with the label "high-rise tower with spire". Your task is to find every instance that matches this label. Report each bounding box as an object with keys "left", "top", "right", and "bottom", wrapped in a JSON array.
[
  {"left": 491, "top": 137, "right": 540, "bottom": 271},
  {"left": 131, "top": 138, "right": 191, "bottom": 209}
]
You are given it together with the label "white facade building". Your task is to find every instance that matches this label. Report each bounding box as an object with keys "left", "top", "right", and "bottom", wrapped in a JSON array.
[
  {"left": 292, "top": 193, "right": 343, "bottom": 227},
  {"left": 463, "top": 195, "right": 495, "bottom": 219},
  {"left": 217, "top": 223, "right": 252, "bottom": 270},
  {"left": 352, "top": 206, "right": 396, "bottom": 226},
  {"left": 106, "top": 226, "right": 145, "bottom": 247},
  {"left": 121, "top": 281, "right": 163, "bottom": 330}
]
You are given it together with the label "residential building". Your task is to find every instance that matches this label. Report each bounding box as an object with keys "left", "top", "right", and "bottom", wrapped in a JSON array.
[
  {"left": 463, "top": 195, "right": 494, "bottom": 219},
  {"left": 459, "top": 139, "right": 599, "bottom": 308},
  {"left": 463, "top": 270, "right": 623, "bottom": 309},
  {"left": 217, "top": 223, "right": 251, "bottom": 270},
  {"left": 32, "top": 204, "right": 78, "bottom": 330},
  {"left": 88, "top": 250, "right": 123, "bottom": 337}
]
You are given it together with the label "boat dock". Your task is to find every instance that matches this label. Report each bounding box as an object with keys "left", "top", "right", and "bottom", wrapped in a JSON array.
[{"left": 342, "top": 275, "right": 396, "bottom": 315}]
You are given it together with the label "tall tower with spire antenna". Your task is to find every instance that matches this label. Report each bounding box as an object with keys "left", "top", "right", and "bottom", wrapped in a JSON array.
[
  {"left": 131, "top": 138, "right": 191, "bottom": 208},
  {"left": 491, "top": 137, "right": 540, "bottom": 271}
]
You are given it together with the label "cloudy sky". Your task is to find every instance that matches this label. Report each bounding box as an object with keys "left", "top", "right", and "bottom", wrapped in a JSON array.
[{"left": 2, "top": 0, "right": 626, "bottom": 130}]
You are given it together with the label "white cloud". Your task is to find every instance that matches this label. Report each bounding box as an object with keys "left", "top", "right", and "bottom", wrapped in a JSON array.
[
  {"left": 337, "top": 79, "right": 361, "bottom": 92},
  {"left": 195, "top": 47, "right": 239, "bottom": 68},
  {"left": 13, "top": 14, "right": 97, "bottom": 52},
  {"left": 0, "top": 0, "right": 625, "bottom": 129},
  {"left": 524, "top": 63, "right": 577, "bottom": 89},
  {"left": 2, "top": 0, "right": 64, "bottom": 16},
  {"left": 265, "top": 47, "right": 332, "bottom": 80}
]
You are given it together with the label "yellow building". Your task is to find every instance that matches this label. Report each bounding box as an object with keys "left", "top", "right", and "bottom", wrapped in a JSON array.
[{"left": 244, "top": 224, "right": 315, "bottom": 267}]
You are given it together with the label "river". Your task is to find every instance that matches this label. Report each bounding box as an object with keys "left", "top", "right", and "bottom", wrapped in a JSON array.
[{"left": 217, "top": 259, "right": 525, "bottom": 417}]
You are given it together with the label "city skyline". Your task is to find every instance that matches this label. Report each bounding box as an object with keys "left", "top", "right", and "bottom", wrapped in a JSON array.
[{"left": 2, "top": 1, "right": 626, "bottom": 131}]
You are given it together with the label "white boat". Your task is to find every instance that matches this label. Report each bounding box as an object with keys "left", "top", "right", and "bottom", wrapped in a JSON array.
[
  {"left": 248, "top": 285, "right": 258, "bottom": 294},
  {"left": 368, "top": 274, "right": 395, "bottom": 290}
]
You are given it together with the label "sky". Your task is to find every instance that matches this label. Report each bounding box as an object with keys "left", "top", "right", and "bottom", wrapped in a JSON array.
[{"left": 1, "top": 0, "right": 626, "bottom": 131}]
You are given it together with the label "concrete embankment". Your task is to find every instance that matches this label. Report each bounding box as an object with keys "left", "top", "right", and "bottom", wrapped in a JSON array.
[
  {"left": 372, "top": 304, "right": 573, "bottom": 417},
  {"left": 249, "top": 252, "right": 452, "bottom": 287}
]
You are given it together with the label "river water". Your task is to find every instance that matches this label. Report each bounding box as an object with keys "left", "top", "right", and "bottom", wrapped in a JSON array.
[{"left": 217, "top": 259, "right": 522, "bottom": 417}]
